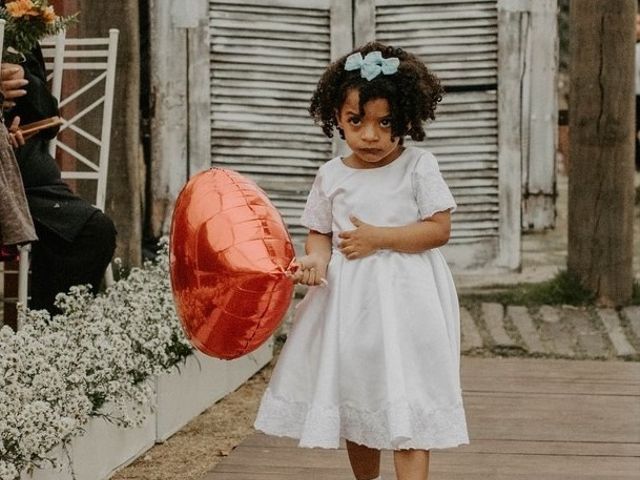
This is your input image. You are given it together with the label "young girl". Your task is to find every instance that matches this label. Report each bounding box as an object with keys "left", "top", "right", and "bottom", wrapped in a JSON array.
[{"left": 254, "top": 42, "right": 469, "bottom": 480}]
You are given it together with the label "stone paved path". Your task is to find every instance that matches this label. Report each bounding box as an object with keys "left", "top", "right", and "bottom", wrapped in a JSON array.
[{"left": 461, "top": 303, "right": 640, "bottom": 360}]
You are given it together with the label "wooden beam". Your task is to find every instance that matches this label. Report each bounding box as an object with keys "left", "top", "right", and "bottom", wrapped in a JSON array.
[{"left": 568, "top": 0, "right": 635, "bottom": 305}]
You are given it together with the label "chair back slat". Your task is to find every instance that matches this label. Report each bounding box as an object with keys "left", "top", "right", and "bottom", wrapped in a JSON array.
[{"left": 41, "top": 29, "right": 119, "bottom": 213}]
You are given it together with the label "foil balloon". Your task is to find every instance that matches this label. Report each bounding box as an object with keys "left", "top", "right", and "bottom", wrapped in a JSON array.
[{"left": 170, "top": 168, "right": 295, "bottom": 360}]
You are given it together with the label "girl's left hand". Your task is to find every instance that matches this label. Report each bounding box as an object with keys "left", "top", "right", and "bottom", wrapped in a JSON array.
[
  {"left": 8, "top": 116, "right": 25, "bottom": 148},
  {"left": 338, "top": 216, "right": 380, "bottom": 260}
]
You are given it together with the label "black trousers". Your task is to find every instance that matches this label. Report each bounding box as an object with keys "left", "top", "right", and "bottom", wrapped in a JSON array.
[{"left": 29, "top": 210, "right": 116, "bottom": 313}]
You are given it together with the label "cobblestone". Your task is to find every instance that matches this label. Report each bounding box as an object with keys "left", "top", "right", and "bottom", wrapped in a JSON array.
[
  {"left": 460, "top": 303, "right": 639, "bottom": 360},
  {"left": 460, "top": 306, "right": 483, "bottom": 351},
  {"left": 597, "top": 308, "right": 636, "bottom": 357},
  {"left": 623, "top": 306, "right": 640, "bottom": 340},
  {"left": 481, "top": 302, "right": 520, "bottom": 351},
  {"left": 506, "top": 305, "right": 546, "bottom": 354}
]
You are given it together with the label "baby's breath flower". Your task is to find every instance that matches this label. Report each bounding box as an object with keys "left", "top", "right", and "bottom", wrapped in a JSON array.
[{"left": 2, "top": 239, "right": 193, "bottom": 478}]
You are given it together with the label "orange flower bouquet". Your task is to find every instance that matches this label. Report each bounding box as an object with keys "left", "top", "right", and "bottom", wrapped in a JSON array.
[{"left": 0, "top": 0, "right": 77, "bottom": 62}]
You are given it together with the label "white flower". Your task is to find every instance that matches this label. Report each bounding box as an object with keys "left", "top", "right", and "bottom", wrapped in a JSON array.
[{"left": 2, "top": 240, "right": 193, "bottom": 479}]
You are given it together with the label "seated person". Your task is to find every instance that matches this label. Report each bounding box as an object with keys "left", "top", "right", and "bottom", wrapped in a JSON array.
[
  {"left": 1, "top": 44, "right": 117, "bottom": 313},
  {"left": 0, "top": 106, "right": 37, "bottom": 253}
]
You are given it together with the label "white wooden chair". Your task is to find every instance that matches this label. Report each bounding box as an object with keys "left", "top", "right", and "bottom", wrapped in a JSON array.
[
  {"left": 11, "top": 29, "right": 119, "bottom": 318},
  {"left": 41, "top": 29, "right": 119, "bottom": 212}
]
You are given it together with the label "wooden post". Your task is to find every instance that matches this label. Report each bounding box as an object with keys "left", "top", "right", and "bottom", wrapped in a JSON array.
[
  {"left": 148, "top": 0, "right": 210, "bottom": 237},
  {"left": 77, "top": 0, "right": 144, "bottom": 267},
  {"left": 568, "top": 0, "right": 635, "bottom": 305},
  {"left": 496, "top": 0, "right": 525, "bottom": 270}
]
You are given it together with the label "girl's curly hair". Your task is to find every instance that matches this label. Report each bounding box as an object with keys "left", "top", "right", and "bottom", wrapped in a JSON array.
[{"left": 309, "top": 42, "right": 444, "bottom": 142}]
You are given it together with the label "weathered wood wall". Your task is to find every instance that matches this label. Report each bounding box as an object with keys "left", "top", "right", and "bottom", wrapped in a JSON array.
[
  {"left": 149, "top": 0, "right": 558, "bottom": 271},
  {"left": 56, "top": 0, "right": 144, "bottom": 266}
]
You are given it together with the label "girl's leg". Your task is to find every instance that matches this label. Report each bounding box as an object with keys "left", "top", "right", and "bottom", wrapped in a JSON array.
[
  {"left": 345, "top": 439, "right": 381, "bottom": 480},
  {"left": 393, "top": 449, "right": 430, "bottom": 480}
]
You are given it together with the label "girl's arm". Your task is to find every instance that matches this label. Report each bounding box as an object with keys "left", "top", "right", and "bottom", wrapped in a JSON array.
[
  {"left": 291, "top": 230, "right": 333, "bottom": 285},
  {"left": 338, "top": 211, "right": 451, "bottom": 259}
]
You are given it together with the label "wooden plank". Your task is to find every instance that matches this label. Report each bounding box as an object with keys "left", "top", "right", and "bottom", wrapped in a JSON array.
[
  {"left": 188, "top": 0, "right": 212, "bottom": 177},
  {"left": 495, "top": 0, "right": 523, "bottom": 269},
  {"left": 461, "top": 357, "right": 640, "bottom": 395},
  {"left": 211, "top": 36, "right": 330, "bottom": 52},
  {"left": 204, "top": 356, "right": 640, "bottom": 479},
  {"left": 210, "top": 10, "right": 329, "bottom": 26},
  {"left": 210, "top": 78, "right": 317, "bottom": 92},
  {"left": 212, "top": 0, "right": 330, "bottom": 9},
  {"left": 212, "top": 431, "right": 640, "bottom": 477},
  {"left": 379, "top": 26, "right": 498, "bottom": 41},
  {"left": 211, "top": 2, "right": 329, "bottom": 16},
  {"left": 377, "top": 10, "right": 497, "bottom": 24},
  {"left": 378, "top": 3, "right": 497, "bottom": 15},
  {"left": 209, "top": 18, "right": 330, "bottom": 35},
  {"left": 376, "top": 0, "right": 496, "bottom": 6},
  {"left": 464, "top": 391, "right": 640, "bottom": 443},
  {"left": 389, "top": 34, "right": 498, "bottom": 48},
  {"left": 243, "top": 432, "right": 640, "bottom": 457},
  {"left": 210, "top": 52, "right": 328, "bottom": 68},
  {"left": 378, "top": 18, "right": 498, "bottom": 33},
  {"left": 522, "top": 0, "right": 558, "bottom": 230},
  {"left": 211, "top": 44, "right": 329, "bottom": 60},
  {"left": 149, "top": 0, "right": 189, "bottom": 236}
]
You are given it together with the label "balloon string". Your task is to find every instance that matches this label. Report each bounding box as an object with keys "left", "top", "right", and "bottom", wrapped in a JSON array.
[{"left": 275, "top": 258, "right": 297, "bottom": 277}]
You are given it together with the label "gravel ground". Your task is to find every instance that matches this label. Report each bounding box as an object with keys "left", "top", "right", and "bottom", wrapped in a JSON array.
[{"left": 111, "top": 343, "right": 281, "bottom": 480}]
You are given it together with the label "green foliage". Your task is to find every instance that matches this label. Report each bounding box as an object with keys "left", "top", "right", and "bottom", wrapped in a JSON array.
[
  {"left": 0, "top": 1, "right": 77, "bottom": 62},
  {"left": 462, "top": 270, "right": 596, "bottom": 306}
]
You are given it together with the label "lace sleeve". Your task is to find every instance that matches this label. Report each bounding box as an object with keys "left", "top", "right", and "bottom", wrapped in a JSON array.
[
  {"left": 412, "top": 152, "right": 457, "bottom": 220},
  {"left": 300, "top": 173, "right": 332, "bottom": 233}
]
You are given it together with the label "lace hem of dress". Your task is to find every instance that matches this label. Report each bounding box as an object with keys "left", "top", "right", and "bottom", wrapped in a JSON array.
[{"left": 254, "top": 388, "right": 470, "bottom": 450}]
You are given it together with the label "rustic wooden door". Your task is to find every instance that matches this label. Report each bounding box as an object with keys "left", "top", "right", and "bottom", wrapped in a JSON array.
[
  {"left": 153, "top": 0, "right": 557, "bottom": 270},
  {"left": 208, "top": 0, "right": 351, "bottom": 240},
  {"left": 355, "top": 0, "right": 511, "bottom": 269}
]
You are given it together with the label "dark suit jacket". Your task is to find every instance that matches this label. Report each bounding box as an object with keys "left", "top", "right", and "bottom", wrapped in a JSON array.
[{"left": 4, "top": 46, "right": 98, "bottom": 242}]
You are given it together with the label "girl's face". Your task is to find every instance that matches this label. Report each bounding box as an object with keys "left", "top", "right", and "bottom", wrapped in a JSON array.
[{"left": 337, "top": 88, "right": 403, "bottom": 169}]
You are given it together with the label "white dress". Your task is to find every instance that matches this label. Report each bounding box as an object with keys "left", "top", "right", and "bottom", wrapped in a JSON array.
[{"left": 254, "top": 146, "right": 469, "bottom": 450}]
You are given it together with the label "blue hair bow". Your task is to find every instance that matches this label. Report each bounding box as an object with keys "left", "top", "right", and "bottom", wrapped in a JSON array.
[{"left": 344, "top": 51, "right": 400, "bottom": 81}]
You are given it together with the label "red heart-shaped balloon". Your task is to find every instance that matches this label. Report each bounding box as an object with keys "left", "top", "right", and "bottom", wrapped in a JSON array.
[{"left": 170, "top": 168, "right": 295, "bottom": 359}]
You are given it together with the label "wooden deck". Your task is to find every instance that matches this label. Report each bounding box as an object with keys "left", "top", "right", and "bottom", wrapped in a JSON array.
[{"left": 202, "top": 357, "right": 640, "bottom": 479}]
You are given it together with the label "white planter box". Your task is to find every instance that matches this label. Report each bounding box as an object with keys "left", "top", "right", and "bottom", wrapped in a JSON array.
[
  {"left": 155, "top": 336, "right": 274, "bottom": 442},
  {"left": 21, "top": 382, "right": 157, "bottom": 480},
  {"left": 20, "top": 339, "right": 273, "bottom": 480}
]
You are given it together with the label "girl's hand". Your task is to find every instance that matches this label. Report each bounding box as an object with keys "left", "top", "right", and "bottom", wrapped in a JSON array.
[
  {"left": 338, "top": 216, "right": 380, "bottom": 260},
  {"left": 8, "top": 116, "right": 25, "bottom": 148},
  {"left": 290, "top": 253, "right": 329, "bottom": 286}
]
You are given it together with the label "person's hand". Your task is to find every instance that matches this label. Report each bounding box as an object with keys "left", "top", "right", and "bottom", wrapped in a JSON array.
[
  {"left": 289, "top": 253, "right": 329, "bottom": 286},
  {"left": 338, "top": 216, "right": 380, "bottom": 260},
  {"left": 1, "top": 63, "right": 28, "bottom": 110},
  {"left": 8, "top": 116, "right": 25, "bottom": 148}
]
